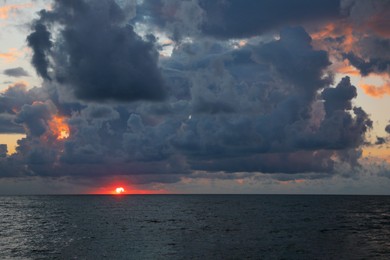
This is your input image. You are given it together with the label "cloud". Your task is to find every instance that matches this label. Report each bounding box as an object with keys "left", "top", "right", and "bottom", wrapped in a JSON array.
[
  {"left": 343, "top": 52, "right": 390, "bottom": 76},
  {"left": 0, "top": 48, "right": 22, "bottom": 63},
  {"left": 343, "top": 0, "right": 390, "bottom": 38},
  {"left": 14, "top": 101, "right": 57, "bottom": 137},
  {"left": 169, "top": 28, "right": 370, "bottom": 174},
  {"left": 27, "top": 0, "right": 166, "bottom": 102},
  {"left": 376, "top": 137, "right": 386, "bottom": 145},
  {"left": 138, "top": 0, "right": 204, "bottom": 41},
  {"left": 199, "top": 0, "right": 341, "bottom": 39},
  {"left": 0, "top": 3, "right": 33, "bottom": 20},
  {"left": 0, "top": 81, "right": 50, "bottom": 135},
  {"left": 322, "top": 76, "right": 357, "bottom": 115},
  {"left": 361, "top": 82, "right": 390, "bottom": 98},
  {"left": 27, "top": 22, "right": 52, "bottom": 80},
  {"left": 306, "top": 0, "right": 390, "bottom": 88},
  {"left": 0, "top": 26, "right": 373, "bottom": 182},
  {"left": 0, "top": 0, "right": 383, "bottom": 192},
  {"left": 0, "top": 81, "right": 48, "bottom": 115},
  {"left": 0, "top": 144, "right": 7, "bottom": 157},
  {"left": 366, "top": 10, "right": 390, "bottom": 38},
  {"left": 3, "top": 67, "right": 29, "bottom": 77},
  {"left": 386, "top": 124, "right": 390, "bottom": 134},
  {"left": 139, "top": 0, "right": 341, "bottom": 40},
  {"left": 0, "top": 113, "right": 24, "bottom": 134}
]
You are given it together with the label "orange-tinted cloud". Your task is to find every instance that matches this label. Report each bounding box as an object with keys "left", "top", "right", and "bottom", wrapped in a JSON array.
[
  {"left": 361, "top": 82, "right": 390, "bottom": 98},
  {"left": 47, "top": 115, "right": 70, "bottom": 140},
  {"left": 1, "top": 80, "right": 29, "bottom": 93},
  {"left": 333, "top": 60, "right": 361, "bottom": 76},
  {"left": 311, "top": 21, "right": 357, "bottom": 53},
  {"left": 0, "top": 3, "right": 33, "bottom": 20},
  {"left": 0, "top": 48, "right": 23, "bottom": 62},
  {"left": 359, "top": 72, "right": 390, "bottom": 98},
  {"left": 310, "top": 23, "right": 336, "bottom": 40}
]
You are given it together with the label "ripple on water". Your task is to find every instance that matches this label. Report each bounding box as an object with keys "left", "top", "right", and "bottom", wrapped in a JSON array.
[{"left": 0, "top": 195, "right": 390, "bottom": 259}]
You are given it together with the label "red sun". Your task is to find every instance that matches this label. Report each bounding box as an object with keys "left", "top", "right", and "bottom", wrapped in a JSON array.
[{"left": 115, "top": 187, "right": 125, "bottom": 194}]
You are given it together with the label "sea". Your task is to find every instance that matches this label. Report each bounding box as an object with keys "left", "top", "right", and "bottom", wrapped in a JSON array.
[{"left": 1, "top": 195, "right": 390, "bottom": 259}]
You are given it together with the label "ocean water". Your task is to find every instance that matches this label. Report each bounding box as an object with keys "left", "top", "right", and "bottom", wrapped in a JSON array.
[{"left": 1, "top": 195, "right": 390, "bottom": 259}]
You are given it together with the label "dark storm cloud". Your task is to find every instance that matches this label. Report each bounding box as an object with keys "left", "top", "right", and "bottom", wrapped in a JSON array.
[
  {"left": 140, "top": 0, "right": 341, "bottom": 40},
  {"left": 168, "top": 28, "right": 370, "bottom": 174},
  {"left": 14, "top": 101, "right": 56, "bottom": 137},
  {"left": 137, "top": 0, "right": 204, "bottom": 41},
  {"left": 3, "top": 67, "right": 29, "bottom": 77},
  {"left": 193, "top": 98, "right": 235, "bottom": 114},
  {"left": 191, "top": 151, "right": 335, "bottom": 174},
  {"left": 199, "top": 0, "right": 341, "bottom": 39},
  {"left": 0, "top": 0, "right": 378, "bottom": 188},
  {"left": 322, "top": 76, "right": 357, "bottom": 115},
  {"left": 343, "top": 52, "right": 390, "bottom": 76},
  {"left": 357, "top": 38, "right": 390, "bottom": 61},
  {"left": 27, "top": 22, "right": 52, "bottom": 80},
  {"left": 27, "top": 0, "right": 165, "bottom": 102},
  {"left": 253, "top": 27, "right": 331, "bottom": 94}
]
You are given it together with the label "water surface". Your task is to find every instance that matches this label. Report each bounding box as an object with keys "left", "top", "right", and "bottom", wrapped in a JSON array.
[{"left": 1, "top": 195, "right": 390, "bottom": 259}]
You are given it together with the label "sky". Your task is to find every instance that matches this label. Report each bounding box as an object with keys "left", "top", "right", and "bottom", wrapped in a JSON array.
[{"left": 0, "top": 0, "right": 390, "bottom": 195}]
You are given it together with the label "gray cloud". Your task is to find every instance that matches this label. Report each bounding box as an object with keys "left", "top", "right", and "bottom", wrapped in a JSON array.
[
  {"left": 14, "top": 101, "right": 56, "bottom": 137},
  {"left": 27, "top": 22, "right": 52, "bottom": 80},
  {"left": 0, "top": 114, "right": 24, "bottom": 134},
  {"left": 0, "top": 82, "right": 49, "bottom": 134},
  {"left": 0, "top": 82, "right": 46, "bottom": 114},
  {"left": 296, "top": 77, "right": 372, "bottom": 151},
  {"left": 2, "top": 27, "right": 369, "bottom": 179},
  {"left": 199, "top": 0, "right": 341, "bottom": 39},
  {"left": 376, "top": 137, "right": 386, "bottom": 145},
  {"left": 138, "top": 0, "right": 204, "bottom": 41},
  {"left": 168, "top": 28, "right": 370, "bottom": 174},
  {"left": 386, "top": 124, "right": 390, "bottom": 134},
  {"left": 0, "top": 145, "right": 7, "bottom": 158},
  {"left": 343, "top": 52, "right": 390, "bottom": 76},
  {"left": 3, "top": 67, "right": 29, "bottom": 77},
  {"left": 27, "top": 0, "right": 166, "bottom": 102},
  {"left": 0, "top": 0, "right": 381, "bottom": 190},
  {"left": 322, "top": 76, "right": 357, "bottom": 116},
  {"left": 139, "top": 0, "right": 341, "bottom": 40}
]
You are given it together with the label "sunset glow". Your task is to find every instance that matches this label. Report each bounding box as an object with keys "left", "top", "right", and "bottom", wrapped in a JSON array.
[
  {"left": 88, "top": 185, "right": 168, "bottom": 195},
  {"left": 115, "top": 187, "right": 125, "bottom": 194},
  {"left": 48, "top": 116, "right": 70, "bottom": 140}
]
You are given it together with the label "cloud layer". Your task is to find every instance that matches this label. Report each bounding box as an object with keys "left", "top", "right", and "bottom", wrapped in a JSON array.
[{"left": 1, "top": 0, "right": 389, "bottom": 191}]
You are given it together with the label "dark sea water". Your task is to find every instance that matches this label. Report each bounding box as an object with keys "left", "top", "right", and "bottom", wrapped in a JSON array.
[{"left": 1, "top": 195, "right": 390, "bottom": 259}]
